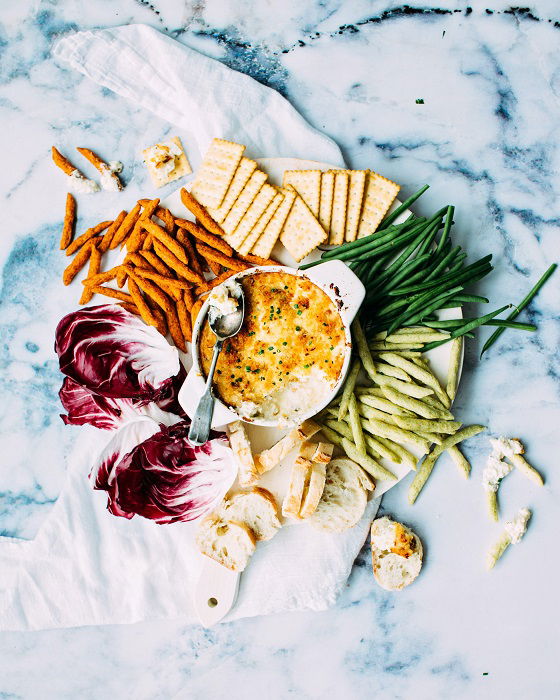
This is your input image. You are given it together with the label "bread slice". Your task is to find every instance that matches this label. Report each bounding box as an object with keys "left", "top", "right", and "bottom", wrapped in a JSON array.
[
  {"left": 195, "top": 515, "right": 256, "bottom": 572},
  {"left": 370, "top": 516, "right": 423, "bottom": 591},
  {"left": 221, "top": 488, "right": 281, "bottom": 541},
  {"left": 299, "top": 461, "right": 327, "bottom": 519},
  {"left": 308, "top": 458, "right": 367, "bottom": 533},
  {"left": 226, "top": 421, "right": 259, "bottom": 487},
  {"left": 257, "top": 419, "right": 321, "bottom": 473},
  {"left": 282, "top": 451, "right": 312, "bottom": 519}
]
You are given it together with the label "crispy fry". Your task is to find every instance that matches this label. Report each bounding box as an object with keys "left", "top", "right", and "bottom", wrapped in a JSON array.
[
  {"left": 177, "top": 296, "right": 193, "bottom": 343},
  {"left": 76, "top": 147, "right": 123, "bottom": 190},
  {"left": 79, "top": 244, "right": 102, "bottom": 304},
  {"left": 51, "top": 146, "right": 78, "bottom": 176},
  {"left": 140, "top": 250, "right": 174, "bottom": 277},
  {"left": 116, "top": 265, "right": 129, "bottom": 288},
  {"left": 206, "top": 257, "right": 222, "bottom": 276},
  {"left": 63, "top": 240, "right": 94, "bottom": 285},
  {"left": 191, "top": 298, "right": 204, "bottom": 328},
  {"left": 174, "top": 218, "right": 233, "bottom": 256},
  {"left": 144, "top": 295, "right": 168, "bottom": 336},
  {"left": 66, "top": 220, "right": 112, "bottom": 256},
  {"left": 110, "top": 204, "right": 141, "bottom": 250},
  {"left": 236, "top": 252, "right": 279, "bottom": 267},
  {"left": 152, "top": 240, "right": 205, "bottom": 284},
  {"left": 195, "top": 242, "right": 248, "bottom": 272},
  {"left": 143, "top": 219, "right": 188, "bottom": 263},
  {"left": 89, "top": 285, "right": 134, "bottom": 303},
  {"left": 117, "top": 301, "right": 140, "bottom": 316},
  {"left": 129, "top": 273, "right": 185, "bottom": 351},
  {"left": 98, "top": 211, "right": 127, "bottom": 253},
  {"left": 125, "top": 252, "right": 152, "bottom": 270},
  {"left": 176, "top": 229, "right": 204, "bottom": 276},
  {"left": 60, "top": 193, "right": 76, "bottom": 250},
  {"left": 182, "top": 286, "right": 194, "bottom": 311},
  {"left": 194, "top": 269, "right": 237, "bottom": 295},
  {"left": 126, "top": 198, "right": 160, "bottom": 254},
  {"left": 127, "top": 277, "right": 160, "bottom": 329},
  {"left": 141, "top": 235, "right": 153, "bottom": 250},
  {"left": 132, "top": 267, "right": 192, "bottom": 292},
  {"left": 180, "top": 187, "right": 226, "bottom": 238},
  {"left": 155, "top": 206, "right": 175, "bottom": 233},
  {"left": 82, "top": 266, "right": 120, "bottom": 287}
]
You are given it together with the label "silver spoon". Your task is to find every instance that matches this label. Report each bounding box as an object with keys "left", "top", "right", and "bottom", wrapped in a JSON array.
[{"left": 188, "top": 287, "right": 245, "bottom": 446}]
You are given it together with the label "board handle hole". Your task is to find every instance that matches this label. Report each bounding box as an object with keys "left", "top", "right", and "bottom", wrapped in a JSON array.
[{"left": 208, "top": 597, "right": 218, "bottom": 608}]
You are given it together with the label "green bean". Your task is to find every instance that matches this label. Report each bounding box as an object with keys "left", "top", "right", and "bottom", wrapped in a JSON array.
[
  {"left": 417, "top": 218, "right": 443, "bottom": 256},
  {"left": 347, "top": 227, "right": 433, "bottom": 263},
  {"left": 439, "top": 294, "right": 489, "bottom": 306},
  {"left": 321, "top": 217, "right": 422, "bottom": 260},
  {"left": 382, "top": 252, "right": 433, "bottom": 292},
  {"left": 378, "top": 185, "right": 430, "bottom": 229},
  {"left": 388, "top": 286, "right": 464, "bottom": 333},
  {"left": 421, "top": 305, "right": 512, "bottom": 351},
  {"left": 423, "top": 319, "right": 537, "bottom": 331},
  {"left": 388, "top": 255, "right": 493, "bottom": 295},
  {"left": 423, "top": 245, "right": 461, "bottom": 282},
  {"left": 480, "top": 264, "right": 557, "bottom": 356},
  {"left": 436, "top": 205, "right": 454, "bottom": 254}
]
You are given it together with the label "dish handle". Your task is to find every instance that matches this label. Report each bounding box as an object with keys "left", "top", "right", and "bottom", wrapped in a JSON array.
[
  {"left": 304, "top": 259, "right": 365, "bottom": 326},
  {"left": 178, "top": 366, "right": 239, "bottom": 428}
]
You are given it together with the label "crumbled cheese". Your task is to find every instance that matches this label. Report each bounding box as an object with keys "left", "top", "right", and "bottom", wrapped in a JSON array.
[
  {"left": 490, "top": 437, "right": 524, "bottom": 460},
  {"left": 504, "top": 507, "right": 531, "bottom": 544},
  {"left": 109, "top": 160, "right": 123, "bottom": 174},
  {"left": 99, "top": 164, "right": 121, "bottom": 192},
  {"left": 238, "top": 401, "right": 259, "bottom": 419},
  {"left": 209, "top": 282, "right": 240, "bottom": 318},
  {"left": 67, "top": 169, "right": 99, "bottom": 194},
  {"left": 482, "top": 454, "right": 513, "bottom": 492},
  {"left": 143, "top": 141, "right": 182, "bottom": 179}
]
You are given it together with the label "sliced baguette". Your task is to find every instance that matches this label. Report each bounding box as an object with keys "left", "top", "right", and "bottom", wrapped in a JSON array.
[
  {"left": 257, "top": 419, "right": 321, "bottom": 473},
  {"left": 282, "top": 451, "right": 312, "bottom": 519},
  {"left": 308, "top": 458, "right": 367, "bottom": 533},
  {"left": 226, "top": 421, "right": 259, "bottom": 487},
  {"left": 370, "top": 516, "right": 423, "bottom": 591},
  {"left": 195, "top": 516, "right": 256, "bottom": 572},
  {"left": 299, "top": 461, "right": 327, "bottom": 519},
  {"left": 221, "top": 488, "right": 281, "bottom": 541}
]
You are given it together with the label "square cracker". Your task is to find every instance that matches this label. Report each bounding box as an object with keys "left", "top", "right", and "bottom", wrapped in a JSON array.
[
  {"left": 345, "top": 170, "right": 367, "bottom": 242},
  {"left": 222, "top": 169, "right": 268, "bottom": 236},
  {"left": 357, "top": 171, "right": 400, "bottom": 239},
  {"left": 239, "top": 190, "right": 284, "bottom": 255},
  {"left": 142, "top": 136, "right": 192, "bottom": 188},
  {"left": 280, "top": 186, "right": 328, "bottom": 262},
  {"left": 190, "top": 138, "right": 245, "bottom": 209},
  {"left": 208, "top": 157, "right": 257, "bottom": 224},
  {"left": 329, "top": 170, "right": 349, "bottom": 245},
  {"left": 319, "top": 171, "right": 335, "bottom": 232},
  {"left": 282, "top": 170, "right": 321, "bottom": 217},
  {"left": 226, "top": 183, "right": 276, "bottom": 250},
  {"left": 252, "top": 186, "right": 296, "bottom": 258}
]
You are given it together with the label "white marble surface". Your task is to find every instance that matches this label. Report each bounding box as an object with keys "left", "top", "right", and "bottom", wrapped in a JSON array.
[{"left": 1, "top": 1, "right": 559, "bottom": 698}]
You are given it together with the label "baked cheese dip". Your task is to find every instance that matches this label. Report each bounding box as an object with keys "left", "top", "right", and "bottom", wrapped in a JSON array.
[{"left": 199, "top": 270, "right": 347, "bottom": 424}]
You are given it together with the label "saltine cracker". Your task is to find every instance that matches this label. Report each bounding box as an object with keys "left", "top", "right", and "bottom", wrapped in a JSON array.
[
  {"left": 226, "top": 183, "right": 276, "bottom": 250},
  {"left": 239, "top": 191, "right": 284, "bottom": 255},
  {"left": 222, "top": 169, "right": 268, "bottom": 236},
  {"left": 280, "top": 186, "right": 328, "bottom": 262},
  {"left": 319, "top": 171, "right": 335, "bottom": 232},
  {"left": 252, "top": 186, "right": 296, "bottom": 258},
  {"left": 345, "top": 170, "right": 367, "bottom": 242},
  {"left": 190, "top": 138, "right": 245, "bottom": 209},
  {"left": 357, "top": 171, "right": 400, "bottom": 239},
  {"left": 329, "top": 170, "right": 349, "bottom": 245},
  {"left": 208, "top": 157, "right": 257, "bottom": 224},
  {"left": 282, "top": 170, "right": 321, "bottom": 217}
]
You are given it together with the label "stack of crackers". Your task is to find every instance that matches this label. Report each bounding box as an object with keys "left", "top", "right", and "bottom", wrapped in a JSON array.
[{"left": 190, "top": 138, "right": 400, "bottom": 262}]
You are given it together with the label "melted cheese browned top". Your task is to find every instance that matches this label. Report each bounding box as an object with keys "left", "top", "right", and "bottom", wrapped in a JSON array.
[{"left": 199, "top": 271, "right": 347, "bottom": 421}]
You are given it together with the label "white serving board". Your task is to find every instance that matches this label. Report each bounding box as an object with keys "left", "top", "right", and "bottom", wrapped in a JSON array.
[{"left": 161, "top": 158, "right": 463, "bottom": 626}]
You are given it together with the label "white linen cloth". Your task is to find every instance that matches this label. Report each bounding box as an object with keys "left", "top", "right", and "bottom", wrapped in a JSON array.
[{"left": 0, "top": 25, "right": 379, "bottom": 631}]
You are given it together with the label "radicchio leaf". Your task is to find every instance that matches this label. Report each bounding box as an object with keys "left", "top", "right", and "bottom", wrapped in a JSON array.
[
  {"left": 92, "top": 422, "right": 236, "bottom": 524},
  {"left": 60, "top": 377, "right": 125, "bottom": 430},
  {"left": 55, "top": 304, "right": 181, "bottom": 402}
]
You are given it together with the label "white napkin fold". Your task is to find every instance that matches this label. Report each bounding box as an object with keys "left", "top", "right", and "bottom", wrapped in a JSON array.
[{"left": 0, "top": 25, "right": 379, "bottom": 631}]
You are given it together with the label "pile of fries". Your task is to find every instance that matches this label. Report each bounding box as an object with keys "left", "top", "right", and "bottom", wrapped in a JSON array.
[{"left": 60, "top": 187, "right": 277, "bottom": 352}]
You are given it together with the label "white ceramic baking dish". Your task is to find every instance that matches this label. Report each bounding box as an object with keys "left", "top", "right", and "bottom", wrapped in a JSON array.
[{"left": 178, "top": 259, "right": 365, "bottom": 428}]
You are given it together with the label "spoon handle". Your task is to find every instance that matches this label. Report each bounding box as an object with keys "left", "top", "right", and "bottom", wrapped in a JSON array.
[{"left": 188, "top": 339, "right": 224, "bottom": 446}]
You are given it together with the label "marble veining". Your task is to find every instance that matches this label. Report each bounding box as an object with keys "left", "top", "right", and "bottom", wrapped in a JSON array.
[{"left": 1, "top": 1, "right": 559, "bottom": 698}]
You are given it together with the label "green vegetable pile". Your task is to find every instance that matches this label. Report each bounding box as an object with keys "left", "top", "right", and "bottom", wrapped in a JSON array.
[{"left": 300, "top": 186, "right": 556, "bottom": 355}]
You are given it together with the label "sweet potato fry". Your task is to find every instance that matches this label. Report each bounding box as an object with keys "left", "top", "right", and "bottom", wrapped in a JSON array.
[
  {"left": 51, "top": 146, "right": 77, "bottom": 176},
  {"left": 174, "top": 219, "right": 233, "bottom": 256},
  {"left": 155, "top": 206, "right": 175, "bottom": 233},
  {"left": 180, "top": 188, "right": 226, "bottom": 238},
  {"left": 110, "top": 204, "right": 141, "bottom": 249},
  {"left": 77, "top": 147, "right": 122, "bottom": 190},
  {"left": 144, "top": 295, "right": 168, "bottom": 336},
  {"left": 133, "top": 267, "right": 192, "bottom": 292},
  {"left": 176, "top": 229, "right": 204, "bottom": 276},
  {"left": 182, "top": 286, "right": 194, "bottom": 311},
  {"left": 89, "top": 285, "right": 134, "bottom": 303},
  {"left": 194, "top": 269, "right": 237, "bottom": 295},
  {"left": 143, "top": 219, "right": 189, "bottom": 263},
  {"left": 117, "top": 265, "right": 129, "bottom": 288},
  {"left": 127, "top": 198, "right": 160, "bottom": 253},
  {"left": 152, "top": 240, "right": 205, "bottom": 284},
  {"left": 191, "top": 298, "right": 204, "bottom": 328},
  {"left": 98, "top": 211, "right": 127, "bottom": 253},
  {"left": 127, "top": 277, "right": 160, "bottom": 329},
  {"left": 117, "top": 302, "right": 140, "bottom": 316},
  {"left": 82, "top": 266, "right": 120, "bottom": 287},
  {"left": 125, "top": 252, "right": 152, "bottom": 270},
  {"left": 177, "top": 296, "right": 192, "bottom": 343},
  {"left": 63, "top": 240, "right": 94, "bottom": 285},
  {"left": 205, "top": 257, "right": 222, "bottom": 276},
  {"left": 142, "top": 235, "right": 153, "bottom": 251},
  {"left": 60, "top": 193, "right": 76, "bottom": 250},
  {"left": 129, "top": 273, "right": 185, "bottom": 351},
  {"left": 140, "top": 250, "right": 174, "bottom": 277},
  {"left": 66, "top": 220, "right": 112, "bottom": 256},
  {"left": 79, "top": 244, "right": 102, "bottom": 304},
  {"left": 236, "top": 252, "right": 279, "bottom": 267},
  {"left": 195, "top": 242, "right": 249, "bottom": 272}
]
